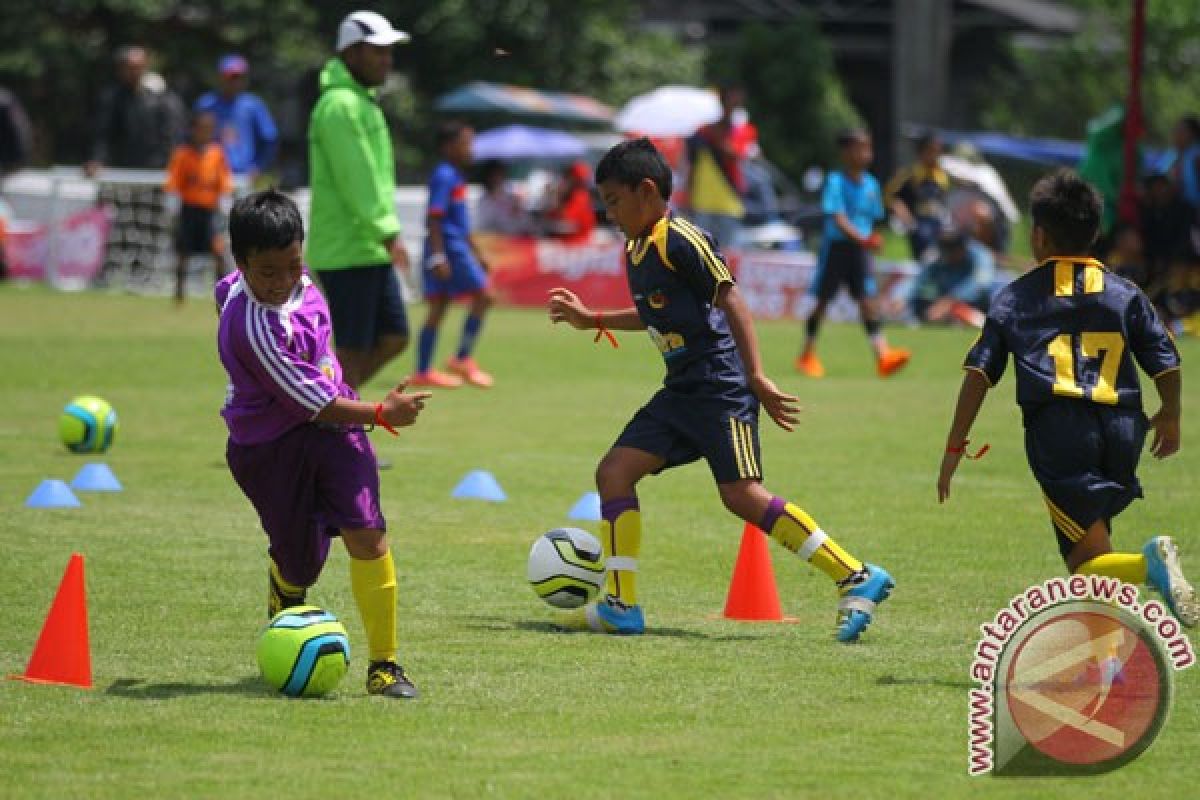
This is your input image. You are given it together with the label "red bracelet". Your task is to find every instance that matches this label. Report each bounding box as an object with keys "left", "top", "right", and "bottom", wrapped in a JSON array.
[
  {"left": 947, "top": 439, "right": 989, "bottom": 459},
  {"left": 374, "top": 403, "right": 399, "bottom": 436},
  {"left": 593, "top": 310, "right": 618, "bottom": 348}
]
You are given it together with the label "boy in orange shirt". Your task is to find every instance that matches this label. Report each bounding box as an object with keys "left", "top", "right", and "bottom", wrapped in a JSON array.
[{"left": 165, "top": 110, "right": 233, "bottom": 304}]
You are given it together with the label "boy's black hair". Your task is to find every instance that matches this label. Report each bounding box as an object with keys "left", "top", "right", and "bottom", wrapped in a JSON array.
[
  {"left": 1029, "top": 168, "right": 1102, "bottom": 254},
  {"left": 436, "top": 119, "right": 470, "bottom": 150},
  {"left": 594, "top": 137, "right": 672, "bottom": 201},
  {"left": 229, "top": 188, "right": 304, "bottom": 264},
  {"left": 836, "top": 127, "right": 870, "bottom": 149}
]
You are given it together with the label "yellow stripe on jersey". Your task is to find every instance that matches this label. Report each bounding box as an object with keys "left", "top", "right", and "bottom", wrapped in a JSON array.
[
  {"left": 1054, "top": 261, "right": 1075, "bottom": 297},
  {"left": 1083, "top": 264, "right": 1104, "bottom": 293},
  {"left": 1043, "top": 495, "right": 1086, "bottom": 542},
  {"left": 672, "top": 217, "right": 734, "bottom": 285},
  {"left": 728, "top": 417, "right": 750, "bottom": 479},
  {"left": 738, "top": 420, "right": 760, "bottom": 477}
]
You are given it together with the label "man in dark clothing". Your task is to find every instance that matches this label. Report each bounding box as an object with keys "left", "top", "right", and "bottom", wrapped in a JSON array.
[{"left": 86, "top": 46, "right": 184, "bottom": 286}]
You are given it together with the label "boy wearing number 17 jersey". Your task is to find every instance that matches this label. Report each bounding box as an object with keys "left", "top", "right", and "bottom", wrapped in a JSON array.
[{"left": 938, "top": 169, "right": 1197, "bottom": 626}]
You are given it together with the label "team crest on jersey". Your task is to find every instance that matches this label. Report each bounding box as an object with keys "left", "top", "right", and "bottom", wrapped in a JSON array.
[
  {"left": 647, "top": 326, "right": 686, "bottom": 358},
  {"left": 317, "top": 355, "right": 337, "bottom": 382},
  {"left": 648, "top": 289, "right": 668, "bottom": 309}
]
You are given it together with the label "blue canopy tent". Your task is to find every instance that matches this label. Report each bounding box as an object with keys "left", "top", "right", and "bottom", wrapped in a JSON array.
[
  {"left": 434, "top": 82, "right": 615, "bottom": 130},
  {"left": 937, "top": 129, "right": 1165, "bottom": 172},
  {"left": 471, "top": 125, "right": 587, "bottom": 161}
]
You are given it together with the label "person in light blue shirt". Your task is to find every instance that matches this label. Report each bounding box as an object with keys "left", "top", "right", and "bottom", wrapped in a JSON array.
[
  {"left": 909, "top": 226, "right": 996, "bottom": 327},
  {"left": 797, "top": 128, "right": 910, "bottom": 379},
  {"left": 194, "top": 54, "right": 278, "bottom": 179}
]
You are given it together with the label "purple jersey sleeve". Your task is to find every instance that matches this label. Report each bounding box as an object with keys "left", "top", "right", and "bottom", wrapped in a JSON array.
[
  {"left": 1127, "top": 290, "right": 1182, "bottom": 378},
  {"left": 233, "top": 300, "right": 339, "bottom": 420},
  {"left": 964, "top": 316, "right": 1009, "bottom": 386}
]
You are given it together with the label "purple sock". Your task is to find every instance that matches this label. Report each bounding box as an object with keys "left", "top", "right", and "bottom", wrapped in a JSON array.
[
  {"left": 417, "top": 325, "right": 437, "bottom": 373},
  {"left": 601, "top": 496, "right": 639, "bottom": 525},
  {"left": 759, "top": 496, "right": 786, "bottom": 532}
]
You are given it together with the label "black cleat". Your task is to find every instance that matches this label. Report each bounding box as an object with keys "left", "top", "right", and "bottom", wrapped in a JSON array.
[
  {"left": 267, "top": 568, "right": 307, "bottom": 619},
  {"left": 367, "top": 660, "right": 419, "bottom": 699}
]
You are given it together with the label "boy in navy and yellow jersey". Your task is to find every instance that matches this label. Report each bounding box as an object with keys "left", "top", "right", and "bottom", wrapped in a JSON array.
[
  {"left": 549, "top": 138, "right": 893, "bottom": 641},
  {"left": 939, "top": 169, "right": 1197, "bottom": 626},
  {"left": 798, "top": 129, "right": 910, "bottom": 379}
]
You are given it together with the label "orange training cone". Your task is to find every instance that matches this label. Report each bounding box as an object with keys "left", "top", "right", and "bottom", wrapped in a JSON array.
[
  {"left": 9, "top": 553, "right": 92, "bottom": 689},
  {"left": 723, "top": 522, "right": 791, "bottom": 622}
]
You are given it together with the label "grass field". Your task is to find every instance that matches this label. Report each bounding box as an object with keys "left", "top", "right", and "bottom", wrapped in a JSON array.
[{"left": 2, "top": 284, "right": 1198, "bottom": 799}]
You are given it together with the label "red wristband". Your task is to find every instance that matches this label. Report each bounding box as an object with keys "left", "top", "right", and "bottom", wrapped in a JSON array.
[
  {"left": 593, "top": 310, "right": 618, "bottom": 348},
  {"left": 947, "top": 439, "right": 989, "bottom": 459},
  {"left": 374, "top": 403, "right": 399, "bottom": 436}
]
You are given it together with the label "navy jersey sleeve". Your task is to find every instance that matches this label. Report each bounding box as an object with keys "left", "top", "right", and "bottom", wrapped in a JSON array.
[
  {"left": 1127, "top": 290, "right": 1181, "bottom": 378},
  {"left": 964, "top": 316, "right": 1009, "bottom": 386},
  {"left": 427, "top": 163, "right": 456, "bottom": 217},
  {"left": 668, "top": 218, "right": 734, "bottom": 304}
]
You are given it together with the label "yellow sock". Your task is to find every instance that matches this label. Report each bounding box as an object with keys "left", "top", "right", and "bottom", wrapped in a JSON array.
[
  {"left": 765, "top": 499, "right": 863, "bottom": 586},
  {"left": 349, "top": 550, "right": 398, "bottom": 663},
  {"left": 601, "top": 498, "right": 641, "bottom": 606},
  {"left": 1075, "top": 552, "right": 1147, "bottom": 584}
]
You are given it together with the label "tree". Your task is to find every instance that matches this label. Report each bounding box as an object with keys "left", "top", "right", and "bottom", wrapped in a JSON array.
[
  {"left": 707, "top": 19, "right": 862, "bottom": 184},
  {"left": 979, "top": 0, "right": 1199, "bottom": 146}
]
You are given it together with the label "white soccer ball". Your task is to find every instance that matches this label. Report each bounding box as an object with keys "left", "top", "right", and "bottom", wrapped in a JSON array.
[{"left": 527, "top": 527, "right": 606, "bottom": 608}]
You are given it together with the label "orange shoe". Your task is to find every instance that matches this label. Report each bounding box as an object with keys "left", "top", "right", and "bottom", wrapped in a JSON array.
[
  {"left": 409, "top": 369, "right": 463, "bottom": 389},
  {"left": 877, "top": 347, "right": 911, "bottom": 378},
  {"left": 795, "top": 351, "right": 825, "bottom": 378},
  {"left": 446, "top": 356, "right": 494, "bottom": 388}
]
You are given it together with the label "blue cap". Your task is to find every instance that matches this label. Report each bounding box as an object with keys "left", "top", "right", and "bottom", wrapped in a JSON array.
[{"left": 219, "top": 54, "right": 248, "bottom": 75}]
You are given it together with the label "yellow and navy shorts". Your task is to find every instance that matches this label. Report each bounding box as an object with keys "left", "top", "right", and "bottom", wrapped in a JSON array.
[
  {"left": 1024, "top": 401, "right": 1147, "bottom": 561},
  {"left": 614, "top": 386, "right": 762, "bottom": 484}
]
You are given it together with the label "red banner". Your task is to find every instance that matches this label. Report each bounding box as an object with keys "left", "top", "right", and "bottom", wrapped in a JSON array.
[
  {"left": 6, "top": 207, "right": 111, "bottom": 289},
  {"left": 476, "top": 232, "right": 916, "bottom": 321}
]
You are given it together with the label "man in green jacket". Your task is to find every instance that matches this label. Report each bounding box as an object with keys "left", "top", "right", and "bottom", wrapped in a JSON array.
[{"left": 308, "top": 10, "right": 411, "bottom": 389}]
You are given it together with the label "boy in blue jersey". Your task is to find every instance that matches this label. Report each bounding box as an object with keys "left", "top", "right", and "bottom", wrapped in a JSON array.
[
  {"left": 548, "top": 138, "right": 894, "bottom": 640},
  {"left": 412, "top": 121, "right": 495, "bottom": 389},
  {"left": 938, "top": 169, "right": 1197, "bottom": 626},
  {"left": 798, "top": 129, "right": 910, "bottom": 379}
]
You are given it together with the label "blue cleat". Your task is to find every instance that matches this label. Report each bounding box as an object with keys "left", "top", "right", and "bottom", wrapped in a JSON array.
[
  {"left": 1144, "top": 536, "right": 1198, "bottom": 627},
  {"left": 835, "top": 564, "right": 894, "bottom": 643},
  {"left": 560, "top": 595, "right": 645, "bottom": 634}
]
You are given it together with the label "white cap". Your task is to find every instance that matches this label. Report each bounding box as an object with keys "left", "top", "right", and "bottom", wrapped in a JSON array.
[{"left": 336, "top": 11, "right": 410, "bottom": 52}]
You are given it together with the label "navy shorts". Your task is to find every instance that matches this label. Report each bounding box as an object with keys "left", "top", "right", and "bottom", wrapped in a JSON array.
[
  {"left": 315, "top": 264, "right": 409, "bottom": 351},
  {"left": 1024, "top": 401, "right": 1148, "bottom": 560},
  {"left": 422, "top": 242, "right": 489, "bottom": 299},
  {"left": 614, "top": 385, "right": 762, "bottom": 484},
  {"left": 227, "top": 424, "right": 386, "bottom": 588},
  {"left": 811, "top": 239, "right": 876, "bottom": 303},
  {"left": 176, "top": 205, "right": 215, "bottom": 255}
]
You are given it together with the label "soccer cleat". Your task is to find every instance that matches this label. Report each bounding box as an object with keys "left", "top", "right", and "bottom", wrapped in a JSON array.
[
  {"left": 795, "top": 351, "right": 826, "bottom": 378},
  {"left": 409, "top": 369, "right": 463, "bottom": 389},
  {"left": 366, "top": 660, "right": 419, "bottom": 698},
  {"left": 446, "top": 356, "right": 494, "bottom": 388},
  {"left": 876, "top": 347, "right": 911, "bottom": 378},
  {"left": 1143, "top": 536, "right": 1198, "bottom": 627},
  {"left": 559, "top": 595, "right": 645, "bottom": 635},
  {"left": 835, "top": 564, "right": 894, "bottom": 643},
  {"left": 267, "top": 568, "right": 306, "bottom": 619}
]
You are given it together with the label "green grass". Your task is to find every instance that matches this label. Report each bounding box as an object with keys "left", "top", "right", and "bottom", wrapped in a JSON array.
[{"left": 1, "top": 284, "right": 1198, "bottom": 799}]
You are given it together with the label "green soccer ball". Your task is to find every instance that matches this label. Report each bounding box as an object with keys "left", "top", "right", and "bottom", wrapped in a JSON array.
[
  {"left": 257, "top": 606, "right": 350, "bottom": 698},
  {"left": 59, "top": 395, "right": 118, "bottom": 454}
]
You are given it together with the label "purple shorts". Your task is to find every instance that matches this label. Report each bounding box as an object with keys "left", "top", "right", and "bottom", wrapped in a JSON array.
[{"left": 226, "top": 424, "right": 386, "bottom": 587}]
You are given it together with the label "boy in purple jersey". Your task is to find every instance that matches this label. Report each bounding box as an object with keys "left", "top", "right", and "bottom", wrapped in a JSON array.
[{"left": 216, "top": 189, "right": 433, "bottom": 698}]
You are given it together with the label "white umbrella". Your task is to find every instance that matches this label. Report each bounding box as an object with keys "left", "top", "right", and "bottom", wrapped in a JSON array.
[{"left": 615, "top": 86, "right": 721, "bottom": 137}]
